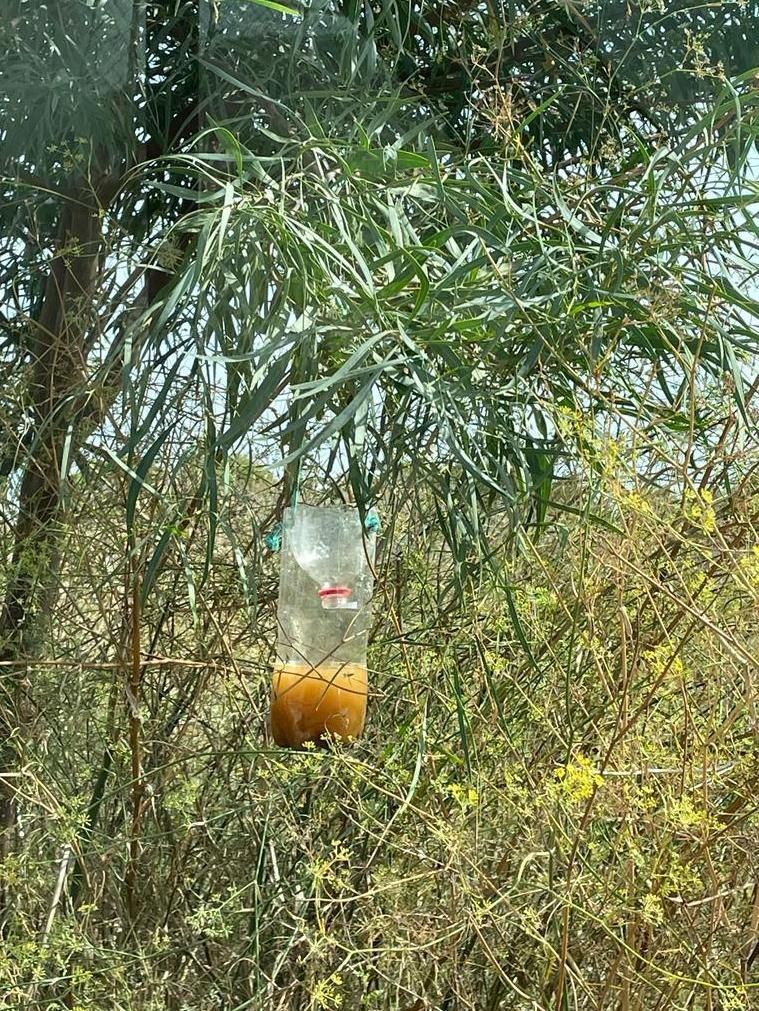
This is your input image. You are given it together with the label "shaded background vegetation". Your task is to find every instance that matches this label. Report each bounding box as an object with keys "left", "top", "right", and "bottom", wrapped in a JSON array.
[{"left": 0, "top": 1, "right": 758, "bottom": 1008}]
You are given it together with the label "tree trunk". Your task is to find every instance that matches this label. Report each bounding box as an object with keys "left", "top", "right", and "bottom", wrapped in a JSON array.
[{"left": 0, "top": 186, "right": 104, "bottom": 923}]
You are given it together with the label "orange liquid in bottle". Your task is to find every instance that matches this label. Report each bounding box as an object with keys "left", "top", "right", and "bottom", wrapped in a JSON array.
[{"left": 270, "top": 663, "right": 368, "bottom": 748}]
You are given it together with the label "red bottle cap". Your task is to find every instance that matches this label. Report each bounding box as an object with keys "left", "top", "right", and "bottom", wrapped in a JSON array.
[{"left": 318, "top": 586, "right": 353, "bottom": 599}]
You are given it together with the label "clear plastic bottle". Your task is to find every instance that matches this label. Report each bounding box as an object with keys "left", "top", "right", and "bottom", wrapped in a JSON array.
[{"left": 271, "top": 505, "right": 376, "bottom": 748}]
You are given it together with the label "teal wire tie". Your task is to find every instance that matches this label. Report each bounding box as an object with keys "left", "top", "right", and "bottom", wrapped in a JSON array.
[
  {"left": 264, "top": 523, "right": 282, "bottom": 552},
  {"left": 365, "top": 511, "right": 381, "bottom": 534}
]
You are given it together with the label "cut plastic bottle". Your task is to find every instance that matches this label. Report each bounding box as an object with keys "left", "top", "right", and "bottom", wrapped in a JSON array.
[{"left": 271, "top": 505, "right": 376, "bottom": 748}]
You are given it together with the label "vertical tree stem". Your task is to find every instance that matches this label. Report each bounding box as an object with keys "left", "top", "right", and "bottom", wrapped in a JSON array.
[{"left": 125, "top": 574, "right": 143, "bottom": 922}]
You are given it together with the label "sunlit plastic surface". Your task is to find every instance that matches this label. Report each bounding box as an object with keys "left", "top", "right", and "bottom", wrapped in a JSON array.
[{"left": 288, "top": 507, "right": 366, "bottom": 606}]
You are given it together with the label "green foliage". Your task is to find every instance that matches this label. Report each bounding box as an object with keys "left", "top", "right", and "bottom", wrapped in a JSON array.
[
  {"left": 1, "top": 1, "right": 758, "bottom": 574},
  {"left": 0, "top": 4, "right": 758, "bottom": 1010},
  {"left": 0, "top": 417, "right": 757, "bottom": 1008}
]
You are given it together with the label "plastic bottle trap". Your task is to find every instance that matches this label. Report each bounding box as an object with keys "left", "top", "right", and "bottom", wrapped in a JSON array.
[{"left": 270, "top": 505, "right": 376, "bottom": 748}]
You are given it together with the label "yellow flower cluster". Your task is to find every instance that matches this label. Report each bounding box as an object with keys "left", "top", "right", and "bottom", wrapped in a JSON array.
[
  {"left": 684, "top": 488, "right": 717, "bottom": 534},
  {"left": 448, "top": 783, "right": 479, "bottom": 811},
  {"left": 554, "top": 753, "right": 603, "bottom": 802},
  {"left": 739, "top": 545, "right": 759, "bottom": 588}
]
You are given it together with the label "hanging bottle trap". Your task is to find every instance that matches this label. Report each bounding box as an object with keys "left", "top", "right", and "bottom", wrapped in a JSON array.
[{"left": 270, "top": 505, "right": 377, "bottom": 748}]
